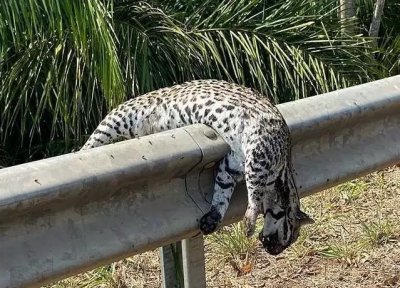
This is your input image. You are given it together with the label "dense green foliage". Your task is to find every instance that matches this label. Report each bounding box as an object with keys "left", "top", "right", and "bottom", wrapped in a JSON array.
[
  {"left": 356, "top": 0, "right": 400, "bottom": 76},
  {"left": 0, "top": 0, "right": 398, "bottom": 165}
]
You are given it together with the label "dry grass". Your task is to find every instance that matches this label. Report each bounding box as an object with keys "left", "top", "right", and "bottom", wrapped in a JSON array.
[{"left": 46, "top": 167, "right": 400, "bottom": 288}]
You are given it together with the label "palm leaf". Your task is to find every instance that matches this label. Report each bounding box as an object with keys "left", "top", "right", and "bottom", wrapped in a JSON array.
[
  {"left": 0, "top": 0, "right": 124, "bottom": 159},
  {"left": 114, "top": 0, "right": 378, "bottom": 103}
]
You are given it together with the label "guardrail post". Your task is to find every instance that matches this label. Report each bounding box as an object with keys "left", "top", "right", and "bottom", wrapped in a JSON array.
[
  {"left": 182, "top": 235, "right": 206, "bottom": 288},
  {"left": 160, "top": 235, "right": 206, "bottom": 288},
  {"left": 160, "top": 242, "right": 184, "bottom": 288}
]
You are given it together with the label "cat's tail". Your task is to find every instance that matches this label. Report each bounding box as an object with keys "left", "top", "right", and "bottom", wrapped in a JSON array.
[{"left": 81, "top": 112, "right": 133, "bottom": 150}]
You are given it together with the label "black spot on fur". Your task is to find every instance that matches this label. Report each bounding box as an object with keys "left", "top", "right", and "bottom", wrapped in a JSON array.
[
  {"left": 114, "top": 126, "right": 122, "bottom": 135},
  {"left": 93, "top": 137, "right": 104, "bottom": 144},
  {"left": 112, "top": 118, "right": 120, "bottom": 126},
  {"left": 185, "top": 106, "right": 192, "bottom": 123},
  {"left": 208, "top": 114, "right": 217, "bottom": 122},
  {"left": 205, "top": 100, "right": 214, "bottom": 106},
  {"left": 215, "top": 179, "right": 234, "bottom": 189},
  {"left": 223, "top": 104, "right": 235, "bottom": 110},
  {"left": 94, "top": 129, "right": 112, "bottom": 138},
  {"left": 264, "top": 208, "right": 285, "bottom": 220},
  {"left": 179, "top": 112, "right": 186, "bottom": 123}
]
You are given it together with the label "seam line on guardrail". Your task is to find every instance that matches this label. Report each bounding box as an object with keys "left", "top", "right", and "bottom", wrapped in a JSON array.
[{"left": 182, "top": 127, "right": 209, "bottom": 214}]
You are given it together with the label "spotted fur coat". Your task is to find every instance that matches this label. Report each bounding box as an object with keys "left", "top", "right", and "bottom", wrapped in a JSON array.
[{"left": 81, "top": 80, "right": 313, "bottom": 255}]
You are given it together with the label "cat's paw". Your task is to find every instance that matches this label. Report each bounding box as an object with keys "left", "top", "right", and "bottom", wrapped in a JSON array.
[{"left": 199, "top": 207, "right": 222, "bottom": 235}]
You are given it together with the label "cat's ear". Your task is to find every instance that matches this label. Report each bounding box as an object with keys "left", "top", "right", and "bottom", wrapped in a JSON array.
[{"left": 296, "top": 210, "right": 315, "bottom": 226}]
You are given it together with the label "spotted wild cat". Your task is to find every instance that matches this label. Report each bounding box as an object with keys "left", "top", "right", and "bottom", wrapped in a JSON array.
[{"left": 81, "top": 80, "right": 313, "bottom": 255}]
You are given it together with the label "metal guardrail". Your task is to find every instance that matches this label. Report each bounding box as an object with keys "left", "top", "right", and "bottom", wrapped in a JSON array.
[
  {"left": 0, "top": 76, "right": 400, "bottom": 288},
  {"left": 281, "top": 75, "right": 400, "bottom": 196}
]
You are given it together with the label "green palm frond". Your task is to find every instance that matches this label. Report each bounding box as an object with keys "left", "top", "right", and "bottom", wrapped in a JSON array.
[
  {"left": 379, "top": 35, "right": 400, "bottom": 76},
  {"left": 0, "top": 0, "right": 124, "bottom": 156},
  {"left": 355, "top": 0, "right": 400, "bottom": 76},
  {"left": 114, "top": 0, "right": 377, "bottom": 102}
]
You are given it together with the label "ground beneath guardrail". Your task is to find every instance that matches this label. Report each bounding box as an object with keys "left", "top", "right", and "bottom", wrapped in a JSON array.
[{"left": 46, "top": 167, "right": 400, "bottom": 288}]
